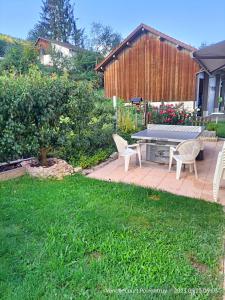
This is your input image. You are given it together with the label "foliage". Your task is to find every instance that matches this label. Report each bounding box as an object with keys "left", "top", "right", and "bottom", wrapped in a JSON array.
[
  {"left": 47, "top": 46, "right": 71, "bottom": 73},
  {"left": 207, "top": 121, "right": 225, "bottom": 138},
  {"left": 0, "top": 33, "right": 30, "bottom": 46},
  {"left": 0, "top": 44, "right": 39, "bottom": 74},
  {"left": 28, "top": 0, "right": 84, "bottom": 47},
  {"left": 69, "top": 49, "right": 103, "bottom": 84},
  {"left": 56, "top": 98, "right": 115, "bottom": 165},
  {"left": 216, "top": 121, "right": 225, "bottom": 138},
  {"left": 0, "top": 33, "right": 16, "bottom": 45},
  {"left": 0, "top": 39, "right": 8, "bottom": 56},
  {"left": 0, "top": 67, "right": 115, "bottom": 166},
  {"left": 0, "top": 175, "right": 224, "bottom": 299},
  {"left": 0, "top": 67, "right": 99, "bottom": 165},
  {"left": 207, "top": 122, "right": 218, "bottom": 132},
  {"left": 49, "top": 47, "right": 103, "bottom": 85},
  {"left": 217, "top": 96, "right": 223, "bottom": 104},
  {"left": 90, "top": 22, "right": 122, "bottom": 56},
  {"left": 150, "top": 104, "right": 193, "bottom": 125},
  {"left": 76, "top": 149, "right": 111, "bottom": 169},
  {"left": 117, "top": 106, "right": 141, "bottom": 133},
  {"left": 0, "top": 33, "right": 31, "bottom": 57}
]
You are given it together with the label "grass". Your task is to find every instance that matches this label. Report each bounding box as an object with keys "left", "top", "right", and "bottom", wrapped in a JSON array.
[{"left": 0, "top": 175, "right": 224, "bottom": 299}]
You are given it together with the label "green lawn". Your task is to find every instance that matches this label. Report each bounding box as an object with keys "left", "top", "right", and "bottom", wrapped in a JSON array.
[{"left": 0, "top": 175, "right": 224, "bottom": 299}]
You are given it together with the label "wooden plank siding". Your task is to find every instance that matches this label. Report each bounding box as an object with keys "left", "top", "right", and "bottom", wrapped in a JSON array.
[{"left": 104, "top": 32, "right": 199, "bottom": 102}]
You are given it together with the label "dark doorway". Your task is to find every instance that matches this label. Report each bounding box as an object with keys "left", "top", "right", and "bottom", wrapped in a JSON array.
[{"left": 197, "top": 78, "right": 204, "bottom": 115}]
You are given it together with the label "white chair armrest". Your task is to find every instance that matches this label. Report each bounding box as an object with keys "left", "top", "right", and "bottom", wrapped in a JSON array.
[
  {"left": 170, "top": 146, "right": 177, "bottom": 154},
  {"left": 169, "top": 146, "right": 179, "bottom": 157},
  {"left": 128, "top": 143, "right": 140, "bottom": 148}
]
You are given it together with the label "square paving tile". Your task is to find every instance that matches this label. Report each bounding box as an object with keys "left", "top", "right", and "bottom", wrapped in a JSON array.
[{"left": 88, "top": 141, "right": 225, "bottom": 205}]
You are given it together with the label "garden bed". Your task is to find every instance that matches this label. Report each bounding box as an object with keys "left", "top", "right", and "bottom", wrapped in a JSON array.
[{"left": 22, "top": 158, "right": 81, "bottom": 180}]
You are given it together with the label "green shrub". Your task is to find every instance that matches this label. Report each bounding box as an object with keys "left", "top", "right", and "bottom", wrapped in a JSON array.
[
  {"left": 207, "top": 122, "right": 218, "bottom": 132},
  {"left": 56, "top": 97, "right": 115, "bottom": 164},
  {"left": 73, "top": 149, "right": 111, "bottom": 169},
  {"left": 216, "top": 121, "right": 225, "bottom": 138},
  {"left": 0, "top": 66, "right": 144, "bottom": 167},
  {"left": 217, "top": 121, "right": 225, "bottom": 138},
  {"left": 206, "top": 121, "right": 225, "bottom": 138},
  {"left": 117, "top": 106, "right": 142, "bottom": 133},
  {"left": 0, "top": 66, "right": 116, "bottom": 166},
  {"left": 0, "top": 44, "right": 39, "bottom": 74}
]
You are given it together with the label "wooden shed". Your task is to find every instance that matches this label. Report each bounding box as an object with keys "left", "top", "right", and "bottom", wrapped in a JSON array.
[{"left": 95, "top": 24, "right": 200, "bottom": 103}]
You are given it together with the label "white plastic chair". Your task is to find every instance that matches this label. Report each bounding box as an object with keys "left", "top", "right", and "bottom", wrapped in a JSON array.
[
  {"left": 168, "top": 139, "right": 201, "bottom": 180},
  {"left": 112, "top": 134, "right": 141, "bottom": 172},
  {"left": 213, "top": 142, "right": 225, "bottom": 202}
]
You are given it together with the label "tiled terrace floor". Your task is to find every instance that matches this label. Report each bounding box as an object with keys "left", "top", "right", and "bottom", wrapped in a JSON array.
[{"left": 88, "top": 141, "right": 225, "bottom": 205}]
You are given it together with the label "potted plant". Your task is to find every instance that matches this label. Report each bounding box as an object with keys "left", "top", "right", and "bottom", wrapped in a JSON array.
[{"left": 217, "top": 96, "right": 223, "bottom": 111}]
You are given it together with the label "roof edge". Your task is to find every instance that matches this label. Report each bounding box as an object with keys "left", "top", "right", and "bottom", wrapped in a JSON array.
[
  {"left": 35, "top": 37, "right": 79, "bottom": 50},
  {"left": 95, "top": 23, "right": 197, "bottom": 71}
]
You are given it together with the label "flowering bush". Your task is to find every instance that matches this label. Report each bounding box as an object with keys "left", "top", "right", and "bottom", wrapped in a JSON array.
[{"left": 150, "top": 104, "right": 193, "bottom": 125}]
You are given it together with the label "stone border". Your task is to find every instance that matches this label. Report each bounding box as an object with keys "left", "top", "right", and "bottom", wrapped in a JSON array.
[
  {"left": 22, "top": 158, "right": 82, "bottom": 180},
  {"left": 0, "top": 166, "right": 26, "bottom": 181},
  {"left": 82, "top": 152, "right": 118, "bottom": 175},
  {"left": 199, "top": 136, "right": 218, "bottom": 142},
  {"left": 0, "top": 158, "right": 33, "bottom": 181}
]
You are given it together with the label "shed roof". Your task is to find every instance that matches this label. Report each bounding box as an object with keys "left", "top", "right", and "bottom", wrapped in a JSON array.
[
  {"left": 95, "top": 23, "right": 197, "bottom": 71},
  {"left": 193, "top": 40, "right": 225, "bottom": 74},
  {"left": 35, "top": 37, "right": 79, "bottom": 51}
]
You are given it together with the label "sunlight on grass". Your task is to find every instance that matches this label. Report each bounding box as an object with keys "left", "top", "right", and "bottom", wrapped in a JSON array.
[{"left": 0, "top": 175, "right": 224, "bottom": 299}]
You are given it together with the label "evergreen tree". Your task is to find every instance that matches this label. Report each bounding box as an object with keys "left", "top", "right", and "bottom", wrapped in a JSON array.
[{"left": 28, "top": 0, "right": 84, "bottom": 47}]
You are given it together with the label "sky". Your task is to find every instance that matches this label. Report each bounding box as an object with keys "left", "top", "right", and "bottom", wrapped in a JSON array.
[{"left": 0, "top": 0, "right": 225, "bottom": 48}]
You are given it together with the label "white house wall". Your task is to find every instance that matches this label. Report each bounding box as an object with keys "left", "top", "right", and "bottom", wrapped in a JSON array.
[{"left": 52, "top": 43, "right": 73, "bottom": 58}]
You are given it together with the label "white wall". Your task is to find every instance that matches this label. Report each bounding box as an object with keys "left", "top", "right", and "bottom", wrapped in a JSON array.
[
  {"left": 52, "top": 43, "right": 73, "bottom": 58},
  {"left": 40, "top": 54, "right": 53, "bottom": 66},
  {"left": 148, "top": 101, "right": 195, "bottom": 111},
  {"left": 39, "top": 42, "right": 75, "bottom": 66}
]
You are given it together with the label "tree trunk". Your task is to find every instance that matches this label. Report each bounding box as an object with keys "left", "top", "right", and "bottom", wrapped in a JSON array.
[{"left": 39, "top": 147, "right": 48, "bottom": 166}]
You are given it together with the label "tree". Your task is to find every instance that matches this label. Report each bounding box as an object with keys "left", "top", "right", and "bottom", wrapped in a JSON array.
[
  {"left": 90, "top": 22, "right": 122, "bottom": 56},
  {"left": 27, "top": 23, "right": 50, "bottom": 42},
  {"left": 0, "top": 44, "right": 39, "bottom": 74},
  {"left": 28, "top": 0, "right": 84, "bottom": 47},
  {"left": 68, "top": 49, "right": 103, "bottom": 83},
  {"left": 42, "top": 46, "right": 103, "bottom": 85}
]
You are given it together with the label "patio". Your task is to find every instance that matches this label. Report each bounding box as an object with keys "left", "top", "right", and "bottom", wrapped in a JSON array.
[{"left": 88, "top": 140, "right": 225, "bottom": 204}]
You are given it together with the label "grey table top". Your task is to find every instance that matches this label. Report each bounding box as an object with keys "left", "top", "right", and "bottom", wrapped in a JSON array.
[{"left": 131, "top": 128, "right": 203, "bottom": 142}]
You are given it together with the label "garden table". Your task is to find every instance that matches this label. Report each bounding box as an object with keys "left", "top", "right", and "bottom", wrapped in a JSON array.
[{"left": 131, "top": 124, "right": 204, "bottom": 164}]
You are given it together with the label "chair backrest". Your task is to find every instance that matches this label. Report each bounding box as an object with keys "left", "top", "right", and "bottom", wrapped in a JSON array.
[
  {"left": 213, "top": 142, "right": 225, "bottom": 201},
  {"left": 219, "top": 142, "right": 225, "bottom": 176},
  {"left": 176, "top": 139, "right": 201, "bottom": 159},
  {"left": 112, "top": 134, "right": 128, "bottom": 154}
]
